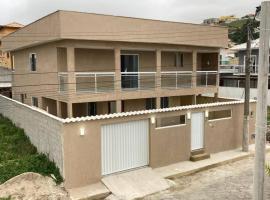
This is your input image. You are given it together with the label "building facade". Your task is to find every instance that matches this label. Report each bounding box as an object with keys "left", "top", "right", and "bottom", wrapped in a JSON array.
[
  {"left": 2, "top": 10, "right": 227, "bottom": 119},
  {"left": 1, "top": 11, "right": 258, "bottom": 190}
]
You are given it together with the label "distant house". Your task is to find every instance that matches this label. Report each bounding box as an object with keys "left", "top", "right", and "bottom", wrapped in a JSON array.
[
  {"left": 0, "top": 22, "right": 23, "bottom": 69},
  {"left": 230, "top": 39, "right": 261, "bottom": 73},
  {"left": 219, "top": 38, "right": 270, "bottom": 89},
  {"left": 203, "top": 18, "right": 219, "bottom": 25},
  {"left": 0, "top": 66, "right": 12, "bottom": 97}
]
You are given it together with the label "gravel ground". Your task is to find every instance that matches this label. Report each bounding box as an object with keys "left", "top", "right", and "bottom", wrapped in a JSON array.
[{"left": 144, "top": 154, "right": 270, "bottom": 200}]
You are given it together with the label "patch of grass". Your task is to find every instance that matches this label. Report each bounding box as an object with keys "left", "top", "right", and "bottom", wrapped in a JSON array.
[
  {"left": 0, "top": 197, "right": 11, "bottom": 200},
  {"left": 0, "top": 115, "right": 63, "bottom": 184}
]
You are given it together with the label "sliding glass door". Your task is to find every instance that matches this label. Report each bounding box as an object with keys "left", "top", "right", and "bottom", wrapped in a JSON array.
[{"left": 121, "top": 55, "right": 139, "bottom": 89}]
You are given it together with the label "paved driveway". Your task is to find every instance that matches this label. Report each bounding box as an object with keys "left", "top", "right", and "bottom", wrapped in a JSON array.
[{"left": 144, "top": 154, "right": 270, "bottom": 200}]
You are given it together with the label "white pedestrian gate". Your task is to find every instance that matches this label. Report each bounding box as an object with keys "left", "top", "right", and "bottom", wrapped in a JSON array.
[
  {"left": 191, "top": 112, "right": 204, "bottom": 151},
  {"left": 101, "top": 120, "right": 149, "bottom": 175}
]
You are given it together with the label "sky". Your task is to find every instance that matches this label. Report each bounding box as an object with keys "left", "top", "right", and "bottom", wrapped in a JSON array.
[{"left": 0, "top": 0, "right": 263, "bottom": 26}]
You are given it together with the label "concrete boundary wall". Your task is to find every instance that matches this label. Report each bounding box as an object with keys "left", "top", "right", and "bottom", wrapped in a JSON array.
[
  {"left": 0, "top": 94, "right": 257, "bottom": 189},
  {"left": 62, "top": 100, "right": 256, "bottom": 188},
  {"left": 0, "top": 95, "right": 64, "bottom": 175},
  {"left": 219, "top": 86, "right": 270, "bottom": 106}
]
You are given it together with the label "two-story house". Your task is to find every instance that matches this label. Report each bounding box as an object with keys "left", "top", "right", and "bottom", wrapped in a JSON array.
[{"left": 2, "top": 10, "right": 227, "bottom": 119}]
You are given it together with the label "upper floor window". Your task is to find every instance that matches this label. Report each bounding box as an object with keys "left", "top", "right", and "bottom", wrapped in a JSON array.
[{"left": 29, "top": 53, "right": 37, "bottom": 71}]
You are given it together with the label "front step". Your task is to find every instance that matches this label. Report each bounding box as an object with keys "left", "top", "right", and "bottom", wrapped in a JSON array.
[
  {"left": 191, "top": 149, "right": 205, "bottom": 156},
  {"left": 190, "top": 149, "right": 210, "bottom": 162}
]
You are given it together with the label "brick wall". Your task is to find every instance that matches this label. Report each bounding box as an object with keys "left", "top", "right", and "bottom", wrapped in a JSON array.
[{"left": 0, "top": 95, "right": 64, "bottom": 175}]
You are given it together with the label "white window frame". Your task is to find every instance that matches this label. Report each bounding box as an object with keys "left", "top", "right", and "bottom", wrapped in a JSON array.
[{"left": 29, "top": 53, "right": 37, "bottom": 72}]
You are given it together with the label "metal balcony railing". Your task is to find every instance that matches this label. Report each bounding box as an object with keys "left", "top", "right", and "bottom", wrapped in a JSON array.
[
  {"left": 58, "top": 70, "right": 218, "bottom": 94},
  {"left": 76, "top": 72, "right": 115, "bottom": 92},
  {"left": 197, "top": 71, "right": 218, "bottom": 87},
  {"left": 121, "top": 72, "right": 156, "bottom": 90},
  {"left": 161, "top": 71, "right": 192, "bottom": 89}
]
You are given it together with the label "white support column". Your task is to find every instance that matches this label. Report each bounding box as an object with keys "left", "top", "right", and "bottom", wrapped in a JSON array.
[
  {"left": 156, "top": 49, "right": 161, "bottom": 90},
  {"left": 67, "top": 47, "right": 76, "bottom": 94},
  {"left": 67, "top": 103, "right": 73, "bottom": 118},
  {"left": 56, "top": 101, "right": 62, "bottom": 118},
  {"left": 116, "top": 100, "right": 122, "bottom": 113},
  {"left": 156, "top": 97, "right": 161, "bottom": 109},
  {"left": 156, "top": 49, "right": 162, "bottom": 109},
  {"left": 114, "top": 48, "right": 121, "bottom": 92},
  {"left": 114, "top": 48, "right": 122, "bottom": 113},
  {"left": 192, "top": 50, "right": 197, "bottom": 88}
]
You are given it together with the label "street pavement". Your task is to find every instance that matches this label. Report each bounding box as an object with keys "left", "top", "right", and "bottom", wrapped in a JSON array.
[{"left": 144, "top": 154, "right": 270, "bottom": 200}]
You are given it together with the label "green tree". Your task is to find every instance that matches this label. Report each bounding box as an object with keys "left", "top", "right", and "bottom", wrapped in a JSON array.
[{"left": 227, "top": 19, "right": 260, "bottom": 44}]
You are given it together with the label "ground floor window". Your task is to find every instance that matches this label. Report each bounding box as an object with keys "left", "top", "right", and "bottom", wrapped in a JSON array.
[
  {"left": 87, "top": 102, "right": 97, "bottom": 116},
  {"left": 146, "top": 98, "right": 156, "bottom": 110},
  {"left": 160, "top": 97, "right": 169, "bottom": 108},
  {"left": 32, "top": 97, "right": 38, "bottom": 107}
]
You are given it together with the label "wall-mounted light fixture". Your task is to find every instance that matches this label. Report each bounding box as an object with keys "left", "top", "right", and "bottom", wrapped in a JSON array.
[
  {"left": 80, "top": 127, "right": 85, "bottom": 136},
  {"left": 205, "top": 110, "right": 209, "bottom": 118},
  {"left": 187, "top": 112, "right": 191, "bottom": 120},
  {"left": 151, "top": 116, "right": 156, "bottom": 124}
]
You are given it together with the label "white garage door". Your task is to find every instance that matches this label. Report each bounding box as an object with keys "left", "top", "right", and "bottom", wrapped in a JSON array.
[{"left": 101, "top": 120, "right": 149, "bottom": 175}]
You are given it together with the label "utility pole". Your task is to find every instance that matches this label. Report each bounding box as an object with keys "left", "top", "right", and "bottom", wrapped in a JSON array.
[
  {"left": 242, "top": 21, "right": 251, "bottom": 152},
  {"left": 254, "top": 1, "right": 270, "bottom": 200}
]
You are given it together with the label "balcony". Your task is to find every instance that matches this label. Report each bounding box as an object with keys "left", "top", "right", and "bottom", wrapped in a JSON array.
[
  {"left": 161, "top": 71, "right": 192, "bottom": 89},
  {"left": 121, "top": 72, "right": 156, "bottom": 90},
  {"left": 197, "top": 71, "right": 217, "bottom": 87},
  {"left": 76, "top": 72, "right": 115, "bottom": 93},
  {"left": 58, "top": 70, "right": 218, "bottom": 93},
  {"left": 219, "top": 65, "right": 264, "bottom": 74}
]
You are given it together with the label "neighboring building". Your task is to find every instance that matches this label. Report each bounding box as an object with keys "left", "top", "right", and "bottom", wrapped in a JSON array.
[
  {"left": 203, "top": 15, "right": 239, "bottom": 25},
  {"left": 220, "top": 48, "right": 236, "bottom": 65},
  {"left": 2, "top": 10, "right": 228, "bottom": 119},
  {"left": 0, "top": 66, "right": 12, "bottom": 97},
  {"left": 219, "top": 15, "right": 238, "bottom": 24},
  {"left": 203, "top": 18, "right": 219, "bottom": 25},
  {"left": 219, "top": 39, "right": 270, "bottom": 89},
  {"left": 0, "top": 22, "right": 23, "bottom": 69}
]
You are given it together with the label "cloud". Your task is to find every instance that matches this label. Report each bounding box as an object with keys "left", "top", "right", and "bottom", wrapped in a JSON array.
[{"left": 0, "top": 0, "right": 262, "bottom": 25}]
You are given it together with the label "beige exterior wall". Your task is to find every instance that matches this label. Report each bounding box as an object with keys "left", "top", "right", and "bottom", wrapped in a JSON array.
[
  {"left": 61, "top": 101, "right": 256, "bottom": 188},
  {"left": 2, "top": 11, "right": 227, "bottom": 51},
  {"left": 123, "top": 99, "right": 147, "bottom": 112},
  {"left": 11, "top": 39, "right": 220, "bottom": 118},
  {"left": 74, "top": 48, "right": 114, "bottom": 72},
  {"left": 161, "top": 52, "right": 193, "bottom": 71},
  {"left": 0, "top": 93, "right": 257, "bottom": 189}
]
